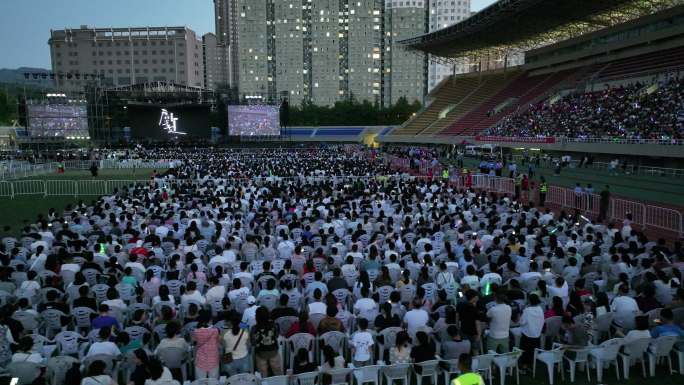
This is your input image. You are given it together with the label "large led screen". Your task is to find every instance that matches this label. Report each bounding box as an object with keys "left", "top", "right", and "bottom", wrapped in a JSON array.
[
  {"left": 228, "top": 105, "right": 280, "bottom": 136},
  {"left": 28, "top": 104, "right": 89, "bottom": 138}
]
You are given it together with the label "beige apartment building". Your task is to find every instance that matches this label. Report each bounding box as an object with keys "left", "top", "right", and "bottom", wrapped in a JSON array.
[{"left": 48, "top": 25, "right": 204, "bottom": 93}]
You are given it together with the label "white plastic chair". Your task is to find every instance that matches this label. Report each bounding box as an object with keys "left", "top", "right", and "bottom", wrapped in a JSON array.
[
  {"left": 292, "top": 372, "right": 318, "bottom": 385},
  {"left": 473, "top": 353, "right": 495, "bottom": 385},
  {"left": 439, "top": 359, "right": 460, "bottom": 385},
  {"left": 412, "top": 360, "right": 440, "bottom": 385},
  {"left": 491, "top": 348, "right": 522, "bottom": 385},
  {"left": 7, "top": 362, "right": 43, "bottom": 384},
  {"left": 381, "top": 363, "right": 410, "bottom": 385},
  {"left": 647, "top": 335, "right": 678, "bottom": 376},
  {"left": 226, "top": 373, "right": 259, "bottom": 385},
  {"left": 594, "top": 312, "right": 614, "bottom": 343},
  {"left": 261, "top": 375, "right": 290, "bottom": 385},
  {"left": 675, "top": 343, "right": 684, "bottom": 375},
  {"left": 327, "top": 367, "right": 354, "bottom": 385},
  {"left": 288, "top": 332, "right": 316, "bottom": 369},
  {"left": 558, "top": 344, "right": 591, "bottom": 382},
  {"left": 532, "top": 347, "right": 564, "bottom": 385},
  {"left": 618, "top": 337, "right": 650, "bottom": 379},
  {"left": 353, "top": 364, "right": 382, "bottom": 385},
  {"left": 589, "top": 337, "right": 623, "bottom": 382}
]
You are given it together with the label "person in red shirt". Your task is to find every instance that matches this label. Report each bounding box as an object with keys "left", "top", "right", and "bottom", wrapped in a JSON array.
[{"left": 285, "top": 311, "right": 317, "bottom": 337}]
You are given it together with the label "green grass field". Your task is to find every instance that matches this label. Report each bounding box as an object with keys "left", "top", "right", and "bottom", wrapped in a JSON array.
[{"left": 0, "top": 168, "right": 165, "bottom": 234}]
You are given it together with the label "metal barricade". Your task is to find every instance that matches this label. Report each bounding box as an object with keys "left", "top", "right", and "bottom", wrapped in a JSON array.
[
  {"left": 13, "top": 180, "right": 45, "bottom": 196},
  {"left": 107, "top": 179, "right": 139, "bottom": 193},
  {"left": 0, "top": 181, "right": 13, "bottom": 197},
  {"left": 46, "top": 180, "right": 77, "bottom": 196},
  {"left": 471, "top": 174, "right": 487, "bottom": 189},
  {"left": 76, "top": 180, "right": 108, "bottom": 196},
  {"left": 610, "top": 198, "right": 645, "bottom": 225},
  {"left": 546, "top": 186, "right": 565, "bottom": 206},
  {"left": 645, "top": 205, "right": 683, "bottom": 235}
]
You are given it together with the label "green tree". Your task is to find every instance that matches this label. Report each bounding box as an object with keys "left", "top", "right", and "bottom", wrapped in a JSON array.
[
  {"left": 287, "top": 97, "right": 421, "bottom": 126},
  {"left": 0, "top": 88, "right": 17, "bottom": 125}
]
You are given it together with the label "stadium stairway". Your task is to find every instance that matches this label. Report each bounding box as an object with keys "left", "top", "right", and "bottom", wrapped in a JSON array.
[
  {"left": 389, "top": 75, "right": 485, "bottom": 136},
  {"left": 417, "top": 71, "right": 519, "bottom": 136},
  {"left": 439, "top": 68, "right": 578, "bottom": 136}
]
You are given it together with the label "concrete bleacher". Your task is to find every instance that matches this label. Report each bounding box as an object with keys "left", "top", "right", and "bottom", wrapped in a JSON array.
[
  {"left": 441, "top": 69, "right": 577, "bottom": 136},
  {"left": 419, "top": 71, "right": 517, "bottom": 136},
  {"left": 390, "top": 75, "right": 485, "bottom": 136},
  {"left": 391, "top": 71, "right": 520, "bottom": 137}
]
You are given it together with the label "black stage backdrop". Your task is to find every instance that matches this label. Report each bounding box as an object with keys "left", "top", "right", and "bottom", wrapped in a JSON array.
[{"left": 128, "top": 104, "right": 210, "bottom": 139}]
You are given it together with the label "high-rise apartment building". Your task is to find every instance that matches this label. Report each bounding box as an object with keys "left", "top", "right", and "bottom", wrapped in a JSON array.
[
  {"left": 427, "top": 0, "right": 471, "bottom": 92},
  {"left": 48, "top": 26, "right": 204, "bottom": 93},
  {"left": 203, "top": 33, "right": 230, "bottom": 90},
  {"left": 235, "top": 0, "right": 428, "bottom": 107},
  {"left": 384, "top": 0, "right": 428, "bottom": 106},
  {"left": 214, "top": 0, "right": 239, "bottom": 88}
]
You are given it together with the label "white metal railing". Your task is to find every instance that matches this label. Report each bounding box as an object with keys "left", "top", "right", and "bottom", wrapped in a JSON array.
[{"left": 0, "top": 160, "right": 179, "bottom": 180}]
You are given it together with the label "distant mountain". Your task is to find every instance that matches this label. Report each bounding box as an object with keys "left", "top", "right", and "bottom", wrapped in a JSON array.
[{"left": 0, "top": 67, "right": 54, "bottom": 88}]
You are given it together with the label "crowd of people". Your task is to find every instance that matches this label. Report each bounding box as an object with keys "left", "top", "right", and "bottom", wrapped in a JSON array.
[
  {"left": 0, "top": 145, "right": 683, "bottom": 385},
  {"left": 486, "top": 77, "right": 684, "bottom": 140}
]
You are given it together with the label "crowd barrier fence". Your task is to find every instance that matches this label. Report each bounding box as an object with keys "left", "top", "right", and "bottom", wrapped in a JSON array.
[
  {"left": 386, "top": 156, "right": 684, "bottom": 237},
  {"left": 0, "top": 160, "right": 179, "bottom": 180}
]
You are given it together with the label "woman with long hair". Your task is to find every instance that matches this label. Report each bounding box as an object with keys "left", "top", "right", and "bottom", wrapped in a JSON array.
[
  {"left": 545, "top": 296, "right": 564, "bottom": 319},
  {"left": 222, "top": 313, "right": 250, "bottom": 376},
  {"left": 389, "top": 331, "right": 412, "bottom": 364}
]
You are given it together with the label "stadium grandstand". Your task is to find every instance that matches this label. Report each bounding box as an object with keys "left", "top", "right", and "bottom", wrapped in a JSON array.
[{"left": 385, "top": 0, "right": 684, "bottom": 146}]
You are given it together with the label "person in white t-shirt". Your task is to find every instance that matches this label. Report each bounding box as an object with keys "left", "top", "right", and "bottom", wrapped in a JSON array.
[
  {"left": 517, "top": 294, "right": 544, "bottom": 369},
  {"left": 205, "top": 276, "right": 226, "bottom": 304},
  {"left": 308, "top": 288, "right": 327, "bottom": 315},
  {"left": 350, "top": 318, "right": 374, "bottom": 366},
  {"left": 486, "top": 292, "right": 512, "bottom": 353},
  {"left": 403, "top": 298, "right": 429, "bottom": 338},
  {"left": 180, "top": 281, "right": 206, "bottom": 306},
  {"left": 610, "top": 285, "right": 639, "bottom": 328},
  {"left": 86, "top": 328, "right": 122, "bottom": 358},
  {"left": 353, "top": 287, "right": 378, "bottom": 321}
]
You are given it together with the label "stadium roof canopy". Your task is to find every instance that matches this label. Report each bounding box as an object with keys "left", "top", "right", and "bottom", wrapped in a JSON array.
[{"left": 400, "top": 0, "right": 683, "bottom": 60}]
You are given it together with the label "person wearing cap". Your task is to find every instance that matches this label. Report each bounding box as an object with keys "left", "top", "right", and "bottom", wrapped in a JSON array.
[{"left": 242, "top": 296, "right": 259, "bottom": 327}]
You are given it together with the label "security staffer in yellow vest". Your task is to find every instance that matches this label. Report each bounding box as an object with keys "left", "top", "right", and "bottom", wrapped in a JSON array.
[
  {"left": 539, "top": 176, "right": 548, "bottom": 207},
  {"left": 451, "top": 353, "right": 485, "bottom": 385},
  {"left": 442, "top": 168, "right": 449, "bottom": 180}
]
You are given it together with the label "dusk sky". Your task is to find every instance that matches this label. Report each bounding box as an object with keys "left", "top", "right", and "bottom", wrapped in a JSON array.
[{"left": 0, "top": 0, "right": 496, "bottom": 69}]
